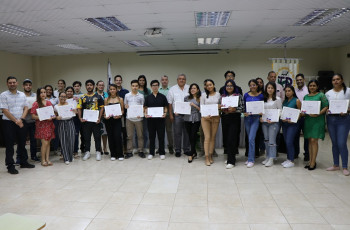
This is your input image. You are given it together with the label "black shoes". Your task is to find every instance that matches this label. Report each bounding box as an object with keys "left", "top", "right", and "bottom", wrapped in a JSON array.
[
  {"left": 175, "top": 152, "right": 181, "bottom": 158},
  {"left": 304, "top": 155, "right": 310, "bottom": 162},
  {"left": 20, "top": 162, "right": 35, "bottom": 168},
  {"left": 188, "top": 156, "right": 193, "bottom": 163},
  {"left": 31, "top": 156, "right": 40, "bottom": 162},
  {"left": 168, "top": 147, "right": 174, "bottom": 154},
  {"left": 308, "top": 163, "right": 317, "bottom": 171},
  {"left": 104, "top": 152, "right": 109, "bottom": 155},
  {"left": 138, "top": 152, "right": 146, "bottom": 158},
  {"left": 8, "top": 167, "right": 18, "bottom": 174},
  {"left": 124, "top": 153, "right": 133, "bottom": 159}
]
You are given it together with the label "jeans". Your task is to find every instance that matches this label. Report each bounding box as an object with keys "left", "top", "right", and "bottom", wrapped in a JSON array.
[
  {"left": 82, "top": 121, "right": 101, "bottom": 152},
  {"left": 147, "top": 118, "right": 165, "bottom": 155},
  {"left": 327, "top": 115, "right": 350, "bottom": 168},
  {"left": 262, "top": 122, "right": 280, "bottom": 159},
  {"left": 294, "top": 117, "right": 309, "bottom": 157},
  {"left": 222, "top": 114, "right": 241, "bottom": 165},
  {"left": 184, "top": 121, "right": 201, "bottom": 156},
  {"left": 174, "top": 114, "right": 190, "bottom": 154},
  {"left": 281, "top": 122, "right": 299, "bottom": 161},
  {"left": 244, "top": 115, "right": 260, "bottom": 162}
]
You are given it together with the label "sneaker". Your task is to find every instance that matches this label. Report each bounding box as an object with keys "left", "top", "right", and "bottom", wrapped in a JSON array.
[
  {"left": 245, "top": 160, "right": 248, "bottom": 165},
  {"left": 326, "top": 166, "right": 340, "bottom": 171},
  {"left": 175, "top": 152, "right": 181, "bottom": 157},
  {"left": 124, "top": 153, "right": 133, "bottom": 159},
  {"left": 8, "top": 167, "right": 18, "bottom": 174},
  {"left": 96, "top": 151, "right": 102, "bottom": 161},
  {"left": 168, "top": 147, "right": 174, "bottom": 154},
  {"left": 20, "top": 162, "right": 35, "bottom": 168},
  {"left": 226, "top": 164, "right": 234, "bottom": 169},
  {"left": 118, "top": 157, "right": 124, "bottom": 161},
  {"left": 262, "top": 158, "right": 269, "bottom": 165},
  {"left": 83, "top": 151, "right": 91, "bottom": 161},
  {"left": 138, "top": 152, "right": 146, "bottom": 158},
  {"left": 343, "top": 169, "right": 350, "bottom": 176},
  {"left": 111, "top": 157, "right": 116, "bottom": 161},
  {"left": 281, "top": 160, "right": 290, "bottom": 166},
  {"left": 148, "top": 154, "right": 153, "bottom": 160},
  {"left": 265, "top": 158, "right": 274, "bottom": 167},
  {"left": 247, "top": 162, "right": 254, "bottom": 168},
  {"left": 160, "top": 155, "right": 165, "bottom": 160},
  {"left": 283, "top": 161, "right": 295, "bottom": 168},
  {"left": 65, "top": 161, "right": 70, "bottom": 165}
]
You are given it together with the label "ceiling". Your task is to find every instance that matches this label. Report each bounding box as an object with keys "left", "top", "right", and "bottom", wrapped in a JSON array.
[{"left": 0, "top": 0, "right": 350, "bottom": 56}]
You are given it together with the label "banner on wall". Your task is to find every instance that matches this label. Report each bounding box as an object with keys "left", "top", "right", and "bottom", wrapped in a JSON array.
[{"left": 271, "top": 58, "right": 300, "bottom": 88}]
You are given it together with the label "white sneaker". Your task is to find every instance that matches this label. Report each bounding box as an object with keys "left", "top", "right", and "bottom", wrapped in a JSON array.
[
  {"left": 83, "top": 151, "right": 90, "bottom": 161},
  {"left": 96, "top": 151, "right": 102, "bottom": 161},
  {"left": 111, "top": 157, "right": 116, "bottom": 161},
  {"left": 65, "top": 161, "right": 70, "bottom": 165},
  {"left": 160, "top": 155, "right": 165, "bottom": 160},
  {"left": 247, "top": 162, "right": 254, "bottom": 168},
  {"left": 262, "top": 157, "right": 269, "bottom": 165},
  {"left": 265, "top": 158, "right": 274, "bottom": 167},
  {"left": 283, "top": 161, "right": 295, "bottom": 168},
  {"left": 281, "top": 160, "right": 290, "bottom": 166},
  {"left": 245, "top": 161, "right": 248, "bottom": 165},
  {"left": 226, "top": 163, "right": 234, "bottom": 169},
  {"left": 118, "top": 157, "right": 124, "bottom": 161},
  {"left": 147, "top": 154, "right": 153, "bottom": 160}
]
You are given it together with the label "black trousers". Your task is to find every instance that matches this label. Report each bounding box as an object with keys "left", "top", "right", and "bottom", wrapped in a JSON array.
[
  {"left": 184, "top": 121, "right": 200, "bottom": 156},
  {"left": 82, "top": 121, "right": 101, "bottom": 152},
  {"left": 222, "top": 114, "right": 241, "bottom": 165},
  {"left": 16, "top": 121, "right": 36, "bottom": 162},
  {"left": 105, "top": 118, "right": 123, "bottom": 158},
  {"left": 147, "top": 118, "right": 165, "bottom": 155},
  {"left": 3, "top": 120, "right": 28, "bottom": 169}
]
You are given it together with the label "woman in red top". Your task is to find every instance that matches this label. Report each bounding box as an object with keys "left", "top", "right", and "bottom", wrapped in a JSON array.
[{"left": 31, "top": 87, "right": 56, "bottom": 166}]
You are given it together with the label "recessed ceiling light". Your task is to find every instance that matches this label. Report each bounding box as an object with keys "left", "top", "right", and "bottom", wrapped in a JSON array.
[
  {"left": 56, "top": 44, "right": 88, "bottom": 49},
  {"left": 197, "top": 38, "right": 221, "bottom": 45},
  {"left": 266, "top": 37, "right": 296, "bottom": 44},
  {"left": 84, "top": 16, "right": 130, "bottom": 31},
  {"left": 195, "top": 11, "right": 231, "bottom": 27},
  {"left": 0, "top": 24, "right": 41, "bottom": 37},
  {"left": 123, "top": 40, "right": 151, "bottom": 47},
  {"left": 294, "top": 8, "right": 350, "bottom": 26}
]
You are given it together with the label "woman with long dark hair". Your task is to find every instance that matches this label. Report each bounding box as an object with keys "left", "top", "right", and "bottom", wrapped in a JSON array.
[
  {"left": 302, "top": 79, "right": 328, "bottom": 170},
  {"left": 326, "top": 74, "right": 350, "bottom": 176},
  {"left": 137, "top": 75, "right": 151, "bottom": 153}
]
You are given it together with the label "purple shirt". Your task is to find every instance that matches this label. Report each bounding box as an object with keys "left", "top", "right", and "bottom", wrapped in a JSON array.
[{"left": 296, "top": 85, "right": 308, "bottom": 101}]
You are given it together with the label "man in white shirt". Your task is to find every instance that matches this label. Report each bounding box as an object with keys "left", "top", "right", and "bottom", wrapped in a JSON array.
[
  {"left": 53, "top": 79, "right": 66, "bottom": 98},
  {"left": 267, "top": 71, "right": 285, "bottom": 101},
  {"left": 167, "top": 74, "right": 190, "bottom": 157}
]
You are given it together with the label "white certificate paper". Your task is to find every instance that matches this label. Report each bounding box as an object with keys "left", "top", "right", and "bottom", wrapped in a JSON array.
[
  {"left": 83, "top": 109, "right": 99, "bottom": 122},
  {"left": 147, "top": 107, "right": 164, "bottom": 118},
  {"left": 262, "top": 109, "right": 280, "bottom": 122},
  {"left": 200, "top": 104, "right": 219, "bottom": 117},
  {"left": 57, "top": 105, "right": 75, "bottom": 119},
  {"left": 26, "top": 97, "right": 36, "bottom": 109},
  {"left": 66, "top": 98, "right": 77, "bottom": 109},
  {"left": 36, "top": 106, "right": 55, "bottom": 121},
  {"left": 301, "top": 101, "right": 321, "bottom": 114},
  {"left": 246, "top": 101, "right": 264, "bottom": 114},
  {"left": 281, "top": 107, "right": 300, "bottom": 123},
  {"left": 127, "top": 105, "right": 144, "bottom": 118},
  {"left": 329, "top": 100, "right": 349, "bottom": 114},
  {"left": 174, "top": 101, "right": 191, "bottom": 115},
  {"left": 221, "top": 96, "right": 239, "bottom": 108},
  {"left": 104, "top": 104, "right": 122, "bottom": 117}
]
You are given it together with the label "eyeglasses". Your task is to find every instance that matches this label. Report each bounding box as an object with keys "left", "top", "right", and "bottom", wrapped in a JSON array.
[
  {"left": 151, "top": 85, "right": 159, "bottom": 87},
  {"left": 226, "top": 85, "right": 233, "bottom": 88}
]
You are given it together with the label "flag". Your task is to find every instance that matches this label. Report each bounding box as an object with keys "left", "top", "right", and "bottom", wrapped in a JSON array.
[
  {"left": 107, "top": 59, "right": 112, "bottom": 86},
  {"left": 272, "top": 58, "right": 300, "bottom": 88}
]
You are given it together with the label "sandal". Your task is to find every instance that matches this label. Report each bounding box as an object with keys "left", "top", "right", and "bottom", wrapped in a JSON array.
[
  {"left": 41, "top": 162, "right": 48, "bottom": 167},
  {"left": 47, "top": 161, "right": 53, "bottom": 166}
]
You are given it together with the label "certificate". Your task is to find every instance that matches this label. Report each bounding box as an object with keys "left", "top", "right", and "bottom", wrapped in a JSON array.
[
  {"left": 26, "top": 97, "right": 36, "bottom": 109},
  {"left": 221, "top": 96, "right": 239, "bottom": 108},
  {"left": 174, "top": 101, "right": 191, "bottom": 115},
  {"left": 36, "top": 106, "right": 55, "bottom": 121},
  {"left": 83, "top": 109, "right": 99, "bottom": 122},
  {"left": 200, "top": 104, "right": 219, "bottom": 117},
  {"left": 301, "top": 101, "right": 321, "bottom": 114},
  {"left": 66, "top": 98, "right": 77, "bottom": 109},
  {"left": 127, "top": 105, "right": 144, "bottom": 118},
  {"left": 147, "top": 107, "right": 164, "bottom": 118},
  {"left": 281, "top": 107, "right": 300, "bottom": 123},
  {"left": 57, "top": 105, "right": 75, "bottom": 119},
  {"left": 104, "top": 104, "right": 122, "bottom": 117},
  {"left": 329, "top": 100, "right": 349, "bottom": 114},
  {"left": 262, "top": 109, "right": 280, "bottom": 122},
  {"left": 246, "top": 101, "right": 264, "bottom": 114}
]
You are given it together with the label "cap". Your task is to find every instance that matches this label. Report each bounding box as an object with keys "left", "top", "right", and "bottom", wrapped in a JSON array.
[{"left": 23, "top": 79, "right": 32, "bottom": 84}]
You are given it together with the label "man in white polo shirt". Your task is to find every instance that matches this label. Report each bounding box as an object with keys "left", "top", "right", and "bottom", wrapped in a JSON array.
[{"left": 267, "top": 71, "right": 285, "bottom": 101}]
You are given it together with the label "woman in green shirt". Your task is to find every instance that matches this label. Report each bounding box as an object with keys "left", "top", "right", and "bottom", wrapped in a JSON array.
[{"left": 302, "top": 80, "right": 329, "bottom": 170}]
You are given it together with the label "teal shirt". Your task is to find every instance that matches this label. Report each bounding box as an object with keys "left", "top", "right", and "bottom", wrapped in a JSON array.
[
  {"left": 283, "top": 97, "right": 297, "bottom": 109},
  {"left": 159, "top": 87, "right": 169, "bottom": 97},
  {"left": 138, "top": 88, "right": 151, "bottom": 98}
]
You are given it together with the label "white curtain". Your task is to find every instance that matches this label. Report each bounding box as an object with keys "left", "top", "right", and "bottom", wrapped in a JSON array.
[{"left": 272, "top": 58, "right": 300, "bottom": 88}]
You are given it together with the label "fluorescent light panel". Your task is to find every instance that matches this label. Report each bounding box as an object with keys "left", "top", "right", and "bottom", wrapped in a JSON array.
[
  {"left": 195, "top": 11, "right": 231, "bottom": 27},
  {"left": 294, "top": 8, "right": 350, "bottom": 26},
  {"left": 266, "top": 37, "right": 296, "bottom": 44},
  {"left": 84, "top": 16, "right": 130, "bottom": 31},
  {"left": 124, "top": 40, "right": 151, "bottom": 47},
  {"left": 0, "top": 24, "right": 41, "bottom": 37},
  {"left": 198, "top": 38, "right": 220, "bottom": 45},
  {"left": 56, "top": 44, "right": 88, "bottom": 50}
]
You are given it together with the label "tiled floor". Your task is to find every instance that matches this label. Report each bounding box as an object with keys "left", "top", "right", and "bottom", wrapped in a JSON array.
[{"left": 1, "top": 136, "right": 350, "bottom": 230}]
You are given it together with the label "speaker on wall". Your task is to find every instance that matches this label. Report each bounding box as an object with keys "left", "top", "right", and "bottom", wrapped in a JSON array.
[{"left": 317, "top": 70, "right": 334, "bottom": 92}]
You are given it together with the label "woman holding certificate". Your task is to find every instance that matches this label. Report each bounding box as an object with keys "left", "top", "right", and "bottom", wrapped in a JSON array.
[
  {"left": 260, "top": 82, "right": 282, "bottom": 167},
  {"left": 54, "top": 92, "right": 75, "bottom": 165},
  {"left": 302, "top": 80, "right": 329, "bottom": 170},
  {"left": 281, "top": 86, "right": 301, "bottom": 168},
  {"left": 184, "top": 83, "right": 201, "bottom": 163},
  {"left": 31, "top": 87, "right": 56, "bottom": 166},
  {"left": 220, "top": 79, "right": 244, "bottom": 169},
  {"left": 243, "top": 79, "right": 264, "bottom": 168},
  {"left": 325, "top": 74, "right": 350, "bottom": 176},
  {"left": 104, "top": 84, "right": 124, "bottom": 161},
  {"left": 200, "top": 79, "right": 221, "bottom": 166}
]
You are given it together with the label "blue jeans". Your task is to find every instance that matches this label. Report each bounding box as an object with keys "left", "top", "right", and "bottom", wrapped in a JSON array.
[
  {"left": 294, "top": 117, "right": 309, "bottom": 157},
  {"left": 244, "top": 115, "right": 260, "bottom": 162},
  {"left": 262, "top": 122, "right": 280, "bottom": 159},
  {"left": 282, "top": 122, "right": 299, "bottom": 161},
  {"left": 327, "top": 115, "right": 350, "bottom": 168}
]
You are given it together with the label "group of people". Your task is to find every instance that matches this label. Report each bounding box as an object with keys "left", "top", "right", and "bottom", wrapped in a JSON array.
[{"left": 1, "top": 71, "right": 349, "bottom": 176}]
